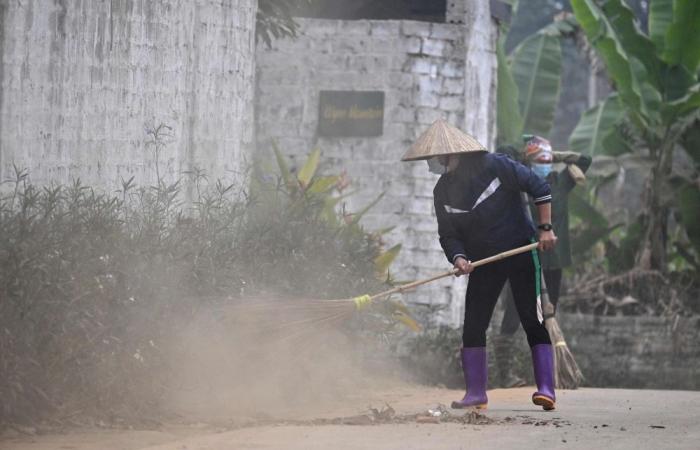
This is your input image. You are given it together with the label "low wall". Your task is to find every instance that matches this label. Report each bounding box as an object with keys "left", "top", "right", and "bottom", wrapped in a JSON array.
[{"left": 557, "top": 313, "right": 700, "bottom": 390}]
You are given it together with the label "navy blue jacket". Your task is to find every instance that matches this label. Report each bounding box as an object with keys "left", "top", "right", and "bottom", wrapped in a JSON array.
[{"left": 433, "top": 152, "right": 551, "bottom": 263}]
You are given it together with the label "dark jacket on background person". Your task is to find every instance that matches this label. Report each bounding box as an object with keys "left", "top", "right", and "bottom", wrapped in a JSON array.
[
  {"left": 529, "top": 155, "right": 592, "bottom": 270},
  {"left": 434, "top": 152, "right": 551, "bottom": 263}
]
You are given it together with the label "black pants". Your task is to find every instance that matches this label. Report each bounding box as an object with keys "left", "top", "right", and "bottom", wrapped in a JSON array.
[
  {"left": 462, "top": 248, "right": 551, "bottom": 348},
  {"left": 500, "top": 269, "right": 562, "bottom": 336}
]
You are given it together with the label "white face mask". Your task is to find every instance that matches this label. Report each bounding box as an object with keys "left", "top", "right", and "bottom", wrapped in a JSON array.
[{"left": 427, "top": 157, "right": 448, "bottom": 174}]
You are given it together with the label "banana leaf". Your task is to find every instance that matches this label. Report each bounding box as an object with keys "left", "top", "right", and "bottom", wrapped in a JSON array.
[
  {"left": 511, "top": 31, "right": 562, "bottom": 137},
  {"left": 569, "top": 187, "right": 609, "bottom": 229},
  {"left": 648, "top": 0, "right": 674, "bottom": 53},
  {"left": 568, "top": 94, "right": 625, "bottom": 156},
  {"left": 571, "top": 223, "right": 622, "bottom": 256},
  {"left": 600, "top": 126, "right": 634, "bottom": 157},
  {"left": 571, "top": 0, "right": 646, "bottom": 125},
  {"left": 662, "top": 0, "right": 700, "bottom": 74},
  {"left": 664, "top": 83, "right": 700, "bottom": 121},
  {"left": 497, "top": 37, "right": 523, "bottom": 146},
  {"left": 660, "top": 64, "right": 697, "bottom": 103},
  {"left": 599, "top": 0, "right": 661, "bottom": 88}
]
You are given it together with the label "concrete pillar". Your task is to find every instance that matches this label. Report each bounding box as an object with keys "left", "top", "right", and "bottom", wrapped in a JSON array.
[{"left": 462, "top": 1, "right": 498, "bottom": 150}]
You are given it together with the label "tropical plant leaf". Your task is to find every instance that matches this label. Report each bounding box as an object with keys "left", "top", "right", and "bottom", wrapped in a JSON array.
[
  {"left": 394, "top": 311, "right": 422, "bottom": 333},
  {"left": 568, "top": 94, "right": 625, "bottom": 155},
  {"left": 511, "top": 31, "right": 562, "bottom": 136},
  {"left": 648, "top": 0, "right": 674, "bottom": 53},
  {"left": 660, "top": 64, "right": 697, "bottom": 103},
  {"left": 630, "top": 57, "right": 663, "bottom": 125},
  {"left": 272, "top": 142, "right": 295, "bottom": 189},
  {"left": 320, "top": 197, "right": 341, "bottom": 225},
  {"left": 571, "top": 223, "right": 622, "bottom": 255},
  {"left": 599, "top": 0, "right": 661, "bottom": 88},
  {"left": 497, "top": 37, "right": 523, "bottom": 146},
  {"left": 384, "top": 298, "right": 413, "bottom": 316},
  {"left": 297, "top": 147, "right": 321, "bottom": 189},
  {"left": 663, "top": 83, "right": 700, "bottom": 121},
  {"left": 374, "top": 244, "right": 402, "bottom": 280},
  {"left": 374, "top": 226, "right": 396, "bottom": 236},
  {"left": 569, "top": 188, "right": 609, "bottom": 229},
  {"left": 350, "top": 192, "right": 385, "bottom": 225},
  {"left": 585, "top": 158, "right": 619, "bottom": 180},
  {"left": 571, "top": 0, "right": 646, "bottom": 123},
  {"left": 307, "top": 176, "right": 339, "bottom": 194},
  {"left": 662, "top": 0, "right": 700, "bottom": 74},
  {"left": 381, "top": 298, "right": 422, "bottom": 332},
  {"left": 320, "top": 191, "right": 356, "bottom": 225},
  {"left": 600, "top": 126, "right": 634, "bottom": 156}
]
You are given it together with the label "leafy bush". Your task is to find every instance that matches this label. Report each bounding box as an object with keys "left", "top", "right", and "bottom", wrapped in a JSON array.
[{"left": 0, "top": 149, "right": 403, "bottom": 425}]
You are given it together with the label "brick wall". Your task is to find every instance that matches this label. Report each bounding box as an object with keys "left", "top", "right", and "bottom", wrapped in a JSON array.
[
  {"left": 557, "top": 313, "right": 700, "bottom": 389},
  {"left": 256, "top": 15, "right": 497, "bottom": 325},
  {"left": 0, "top": 0, "right": 256, "bottom": 190},
  {"left": 487, "top": 312, "right": 700, "bottom": 389}
]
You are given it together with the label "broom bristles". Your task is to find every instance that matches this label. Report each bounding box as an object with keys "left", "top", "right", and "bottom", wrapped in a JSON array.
[{"left": 545, "top": 316, "right": 584, "bottom": 389}]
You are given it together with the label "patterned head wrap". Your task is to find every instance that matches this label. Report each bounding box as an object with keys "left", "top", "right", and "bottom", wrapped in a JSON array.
[{"left": 523, "top": 135, "right": 553, "bottom": 162}]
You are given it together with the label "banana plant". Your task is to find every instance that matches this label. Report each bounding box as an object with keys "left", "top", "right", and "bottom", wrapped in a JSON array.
[
  {"left": 497, "top": 12, "right": 577, "bottom": 147},
  {"left": 571, "top": 0, "right": 700, "bottom": 271}
]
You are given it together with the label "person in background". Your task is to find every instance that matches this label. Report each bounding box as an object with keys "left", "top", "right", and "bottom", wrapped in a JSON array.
[
  {"left": 495, "top": 135, "right": 592, "bottom": 388},
  {"left": 401, "top": 120, "right": 558, "bottom": 411}
]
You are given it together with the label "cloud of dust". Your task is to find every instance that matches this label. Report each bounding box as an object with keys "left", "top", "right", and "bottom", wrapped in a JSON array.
[{"left": 160, "top": 300, "right": 400, "bottom": 423}]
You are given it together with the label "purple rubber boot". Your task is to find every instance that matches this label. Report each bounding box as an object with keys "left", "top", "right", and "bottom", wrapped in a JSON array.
[
  {"left": 451, "top": 347, "right": 488, "bottom": 409},
  {"left": 531, "top": 344, "right": 556, "bottom": 410}
]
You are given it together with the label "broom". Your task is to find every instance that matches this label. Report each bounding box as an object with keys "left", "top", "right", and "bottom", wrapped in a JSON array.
[
  {"left": 540, "top": 279, "right": 584, "bottom": 389},
  {"left": 229, "top": 242, "right": 540, "bottom": 343},
  {"left": 516, "top": 192, "right": 583, "bottom": 389}
]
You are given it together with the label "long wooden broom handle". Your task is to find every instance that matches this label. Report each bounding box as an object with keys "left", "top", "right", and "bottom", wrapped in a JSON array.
[{"left": 368, "top": 242, "right": 539, "bottom": 302}]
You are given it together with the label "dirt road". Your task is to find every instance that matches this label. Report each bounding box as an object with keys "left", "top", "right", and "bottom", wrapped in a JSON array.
[{"left": 3, "top": 385, "right": 698, "bottom": 450}]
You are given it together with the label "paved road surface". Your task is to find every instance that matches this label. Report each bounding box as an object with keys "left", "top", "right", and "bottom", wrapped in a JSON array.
[{"left": 3, "top": 386, "right": 698, "bottom": 449}]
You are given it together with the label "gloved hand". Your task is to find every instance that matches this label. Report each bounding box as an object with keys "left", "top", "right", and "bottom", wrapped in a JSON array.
[
  {"left": 567, "top": 164, "right": 586, "bottom": 185},
  {"left": 552, "top": 151, "right": 581, "bottom": 164}
]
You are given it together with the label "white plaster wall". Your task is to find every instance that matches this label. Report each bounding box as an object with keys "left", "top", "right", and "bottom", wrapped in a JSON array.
[{"left": 0, "top": 0, "right": 256, "bottom": 189}]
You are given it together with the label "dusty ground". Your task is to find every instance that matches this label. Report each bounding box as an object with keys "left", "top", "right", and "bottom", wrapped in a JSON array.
[{"left": 3, "top": 384, "right": 698, "bottom": 450}]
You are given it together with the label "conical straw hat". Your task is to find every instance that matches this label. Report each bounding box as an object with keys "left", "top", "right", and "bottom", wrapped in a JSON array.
[{"left": 401, "top": 119, "right": 487, "bottom": 161}]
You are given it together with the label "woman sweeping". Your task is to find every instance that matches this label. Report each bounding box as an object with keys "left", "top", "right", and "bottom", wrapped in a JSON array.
[{"left": 401, "top": 119, "right": 558, "bottom": 411}]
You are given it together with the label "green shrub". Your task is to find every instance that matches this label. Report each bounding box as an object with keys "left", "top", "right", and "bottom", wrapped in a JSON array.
[{"left": 0, "top": 150, "right": 401, "bottom": 425}]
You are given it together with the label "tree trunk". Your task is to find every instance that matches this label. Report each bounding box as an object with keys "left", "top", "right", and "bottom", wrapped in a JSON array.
[{"left": 636, "top": 140, "right": 675, "bottom": 271}]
